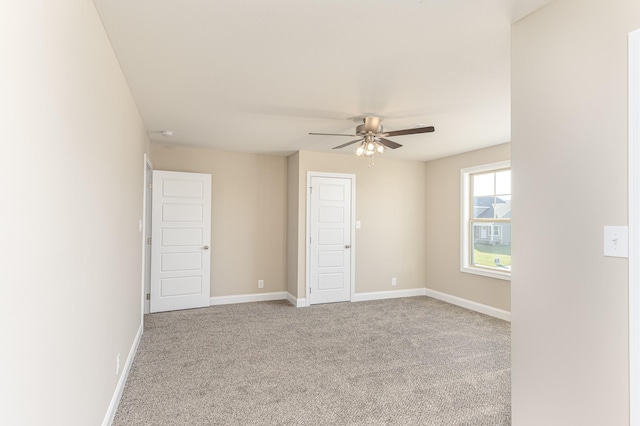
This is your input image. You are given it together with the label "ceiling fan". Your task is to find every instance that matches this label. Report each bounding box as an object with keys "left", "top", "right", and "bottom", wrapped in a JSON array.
[{"left": 308, "top": 116, "right": 435, "bottom": 156}]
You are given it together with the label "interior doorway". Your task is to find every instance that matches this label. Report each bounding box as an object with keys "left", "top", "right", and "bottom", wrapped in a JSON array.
[
  {"left": 306, "top": 172, "right": 356, "bottom": 305},
  {"left": 150, "top": 170, "right": 212, "bottom": 313}
]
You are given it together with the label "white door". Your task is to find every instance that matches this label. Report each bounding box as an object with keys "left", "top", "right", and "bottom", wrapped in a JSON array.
[
  {"left": 150, "top": 170, "right": 211, "bottom": 313},
  {"left": 309, "top": 175, "right": 353, "bottom": 305}
]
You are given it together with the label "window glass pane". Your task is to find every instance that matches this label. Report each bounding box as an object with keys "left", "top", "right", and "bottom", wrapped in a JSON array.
[
  {"left": 473, "top": 195, "right": 496, "bottom": 219},
  {"left": 471, "top": 222, "right": 511, "bottom": 271},
  {"left": 473, "top": 173, "right": 494, "bottom": 196},
  {"left": 495, "top": 194, "right": 511, "bottom": 219},
  {"left": 495, "top": 170, "right": 511, "bottom": 195}
]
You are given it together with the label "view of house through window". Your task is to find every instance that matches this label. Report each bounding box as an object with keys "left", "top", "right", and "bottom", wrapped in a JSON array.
[{"left": 470, "top": 168, "right": 511, "bottom": 271}]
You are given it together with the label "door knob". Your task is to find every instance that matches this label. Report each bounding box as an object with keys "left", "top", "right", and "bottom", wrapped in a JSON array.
[
  {"left": 345, "top": 245, "right": 351, "bottom": 249},
  {"left": 204, "top": 246, "right": 209, "bottom": 250}
]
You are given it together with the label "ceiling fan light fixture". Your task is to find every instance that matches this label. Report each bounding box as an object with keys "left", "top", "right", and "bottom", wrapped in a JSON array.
[{"left": 353, "top": 137, "right": 385, "bottom": 166}]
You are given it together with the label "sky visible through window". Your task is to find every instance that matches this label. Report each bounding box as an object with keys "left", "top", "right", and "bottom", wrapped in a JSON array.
[{"left": 473, "top": 169, "right": 511, "bottom": 196}]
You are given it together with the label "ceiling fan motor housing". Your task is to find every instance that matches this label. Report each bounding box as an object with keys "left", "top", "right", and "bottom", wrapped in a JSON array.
[{"left": 356, "top": 123, "right": 383, "bottom": 135}]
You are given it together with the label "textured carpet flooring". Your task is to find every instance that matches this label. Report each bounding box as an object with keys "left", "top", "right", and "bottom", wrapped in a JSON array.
[{"left": 114, "top": 297, "right": 510, "bottom": 425}]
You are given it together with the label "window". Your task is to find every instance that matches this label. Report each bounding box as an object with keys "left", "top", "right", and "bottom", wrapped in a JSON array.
[{"left": 461, "top": 161, "right": 511, "bottom": 280}]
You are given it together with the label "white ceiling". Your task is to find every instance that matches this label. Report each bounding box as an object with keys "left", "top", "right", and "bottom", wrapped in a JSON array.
[{"left": 93, "top": 0, "right": 553, "bottom": 161}]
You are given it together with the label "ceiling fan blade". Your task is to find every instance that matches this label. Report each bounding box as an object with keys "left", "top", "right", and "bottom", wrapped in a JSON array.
[
  {"left": 384, "top": 126, "right": 435, "bottom": 137},
  {"left": 333, "top": 139, "right": 362, "bottom": 149},
  {"left": 378, "top": 138, "right": 403, "bottom": 149},
  {"left": 363, "top": 116, "right": 382, "bottom": 133},
  {"left": 309, "top": 132, "right": 357, "bottom": 137}
]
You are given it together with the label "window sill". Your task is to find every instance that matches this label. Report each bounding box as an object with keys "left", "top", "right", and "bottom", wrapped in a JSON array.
[{"left": 461, "top": 266, "right": 511, "bottom": 281}]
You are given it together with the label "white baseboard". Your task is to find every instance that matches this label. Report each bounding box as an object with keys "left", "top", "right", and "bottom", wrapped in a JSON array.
[
  {"left": 207, "top": 288, "right": 510, "bottom": 323},
  {"left": 286, "top": 292, "right": 307, "bottom": 307},
  {"left": 351, "top": 288, "right": 427, "bottom": 302},
  {"left": 210, "top": 291, "right": 288, "bottom": 306},
  {"left": 102, "top": 322, "right": 143, "bottom": 426},
  {"left": 424, "top": 288, "right": 511, "bottom": 322}
]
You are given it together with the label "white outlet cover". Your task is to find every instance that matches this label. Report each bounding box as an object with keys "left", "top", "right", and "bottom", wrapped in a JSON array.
[{"left": 604, "top": 225, "right": 628, "bottom": 258}]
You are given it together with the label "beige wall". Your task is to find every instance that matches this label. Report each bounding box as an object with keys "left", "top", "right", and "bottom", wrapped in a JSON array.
[
  {"left": 151, "top": 145, "right": 287, "bottom": 297},
  {"left": 425, "top": 143, "right": 511, "bottom": 311},
  {"left": 0, "top": 1, "right": 149, "bottom": 424},
  {"left": 289, "top": 151, "right": 427, "bottom": 299},
  {"left": 511, "top": 1, "right": 640, "bottom": 424}
]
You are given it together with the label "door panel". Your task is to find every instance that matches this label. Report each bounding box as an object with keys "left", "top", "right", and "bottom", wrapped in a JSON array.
[
  {"left": 161, "top": 252, "right": 202, "bottom": 272},
  {"left": 151, "top": 170, "right": 211, "bottom": 313},
  {"left": 318, "top": 251, "right": 343, "bottom": 267},
  {"left": 318, "top": 206, "right": 344, "bottom": 223},
  {"left": 309, "top": 176, "right": 352, "bottom": 304},
  {"left": 162, "top": 229, "right": 202, "bottom": 246},
  {"left": 318, "top": 228, "right": 344, "bottom": 245},
  {"left": 162, "top": 178, "right": 203, "bottom": 197},
  {"left": 160, "top": 276, "right": 202, "bottom": 297},
  {"left": 162, "top": 204, "right": 203, "bottom": 222}
]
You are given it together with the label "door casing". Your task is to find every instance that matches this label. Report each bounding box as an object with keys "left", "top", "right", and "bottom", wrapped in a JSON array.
[{"left": 142, "top": 155, "right": 153, "bottom": 315}]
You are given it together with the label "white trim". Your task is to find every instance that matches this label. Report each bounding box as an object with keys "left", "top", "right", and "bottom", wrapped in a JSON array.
[
  {"left": 460, "top": 160, "right": 511, "bottom": 281},
  {"left": 141, "top": 154, "right": 153, "bottom": 318},
  {"left": 460, "top": 266, "right": 511, "bottom": 281},
  {"left": 351, "top": 288, "right": 427, "bottom": 302},
  {"left": 460, "top": 160, "right": 511, "bottom": 176},
  {"left": 210, "top": 291, "right": 288, "bottom": 306},
  {"left": 286, "top": 292, "right": 307, "bottom": 307},
  {"left": 305, "top": 172, "right": 356, "bottom": 306},
  {"left": 629, "top": 27, "right": 640, "bottom": 426},
  {"left": 102, "top": 323, "right": 143, "bottom": 426},
  {"left": 424, "top": 288, "right": 511, "bottom": 322},
  {"left": 204, "top": 287, "right": 512, "bottom": 323}
]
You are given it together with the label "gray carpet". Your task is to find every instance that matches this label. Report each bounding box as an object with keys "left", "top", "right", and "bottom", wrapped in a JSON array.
[{"left": 114, "top": 297, "right": 510, "bottom": 425}]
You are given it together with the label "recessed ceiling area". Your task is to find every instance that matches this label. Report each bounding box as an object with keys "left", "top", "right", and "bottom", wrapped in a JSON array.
[{"left": 93, "top": 0, "right": 554, "bottom": 161}]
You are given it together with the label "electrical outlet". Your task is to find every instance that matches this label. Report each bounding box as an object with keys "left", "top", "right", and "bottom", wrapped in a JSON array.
[
  {"left": 258, "top": 279, "right": 264, "bottom": 289},
  {"left": 392, "top": 277, "right": 397, "bottom": 286},
  {"left": 116, "top": 353, "right": 121, "bottom": 375}
]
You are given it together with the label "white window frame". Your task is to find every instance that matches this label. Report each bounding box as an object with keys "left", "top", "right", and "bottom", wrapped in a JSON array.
[{"left": 460, "top": 160, "right": 511, "bottom": 281}]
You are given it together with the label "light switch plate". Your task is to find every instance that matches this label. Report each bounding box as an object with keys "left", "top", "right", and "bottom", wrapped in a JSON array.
[
  {"left": 604, "top": 225, "right": 628, "bottom": 258},
  {"left": 356, "top": 220, "right": 361, "bottom": 229}
]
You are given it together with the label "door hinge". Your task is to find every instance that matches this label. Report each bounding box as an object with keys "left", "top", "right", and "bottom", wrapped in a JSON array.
[
  {"left": 309, "top": 236, "right": 312, "bottom": 245},
  {"left": 309, "top": 186, "right": 313, "bottom": 194},
  {"left": 147, "top": 237, "right": 152, "bottom": 245},
  {"left": 146, "top": 293, "right": 150, "bottom": 300},
  {"left": 309, "top": 288, "right": 312, "bottom": 294},
  {"left": 148, "top": 182, "right": 153, "bottom": 189}
]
